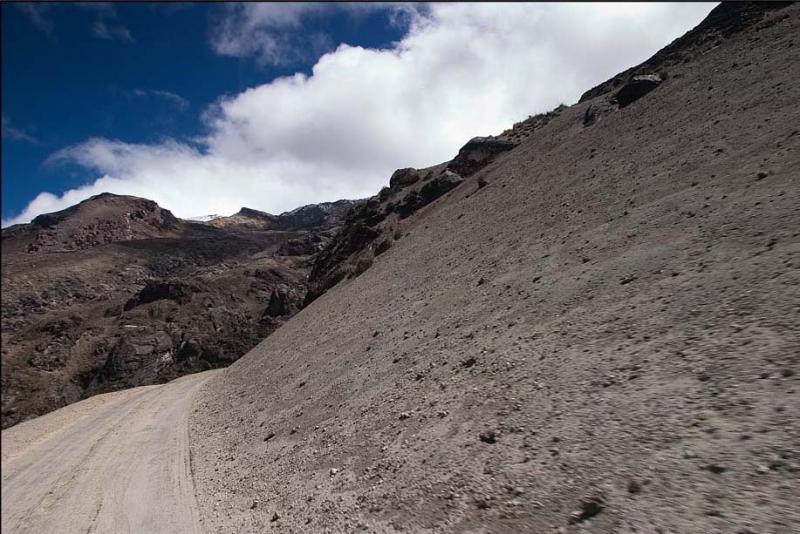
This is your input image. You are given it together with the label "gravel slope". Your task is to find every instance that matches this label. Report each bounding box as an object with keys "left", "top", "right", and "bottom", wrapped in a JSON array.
[
  {"left": 190, "top": 6, "right": 800, "bottom": 533},
  {"left": 1, "top": 370, "right": 217, "bottom": 534}
]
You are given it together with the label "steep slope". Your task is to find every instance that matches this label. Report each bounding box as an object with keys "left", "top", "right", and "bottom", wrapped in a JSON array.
[
  {"left": 190, "top": 4, "right": 800, "bottom": 533},
  {"left": 1, "top": 194, "right": 358, "bottom": 428}
]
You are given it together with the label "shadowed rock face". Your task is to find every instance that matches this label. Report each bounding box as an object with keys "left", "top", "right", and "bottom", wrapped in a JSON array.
[
  {"left": 263, "top": 285, "right": 305, "bottom": 319},
  {"left": 615, "top": 74, "right": 664, "bottom": 108},
  {"left": 389, "top": 168, "right": 421, "bottom": 190},
  {"left": 1, "top": 193, "right": 356, "bottom": 428},
  {"left": 447, "top": 137, "right": 518, "bottom": 176},
  {"left": 123, "top": 281, "right": 197, "bottom": 311}
]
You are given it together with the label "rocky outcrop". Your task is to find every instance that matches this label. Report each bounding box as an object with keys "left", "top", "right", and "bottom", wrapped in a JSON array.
[
  {"left": 304, "top": 123, "right": 537, "bottom": 305},
  {"left": 395, "top": 171, "right": 464, "bottom": 218},
  {"left": 581, "top": 73, "right": 663, "bottom": 127},
  {"left": 277, "top": 199, "right": 364, "bottom": 232},
  {"left": 304, "top": 135, "right": 522, "bottom": 305},
  {"left": 305, "top": 221, "right": 381, "bottom": 304},
  {"left": 263, "top": 285, "right": 305, "bottom": 319},
  {"left": 389, "top": 168, "right": 421, "bottom": 190},
  {"left": 614, "top": 74, "right": 664, "bottom": 108},
  {"left": 447, "top": 136, "right": 517, "bottom": 176}
]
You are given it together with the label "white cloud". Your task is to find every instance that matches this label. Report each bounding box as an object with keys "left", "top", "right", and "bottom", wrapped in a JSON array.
[
  {"left": 131, "top": 89, "right": 189, "bottom": 111},
  {"left": 92, "top": 19, "right": 134, "bottom": 42},
  {"left": 15, "top": 4, "right": 55, "bottom": 38},
  {"left": 15, "top": 3, "right": 135, "bottom": 42},
  {"left": 3, "top": 3, "right": 716, "bottom": 227},
  {"left": 210, "top": 3, "right": 337, "bottom": 67},
  {"left": 81, "top": 4, "right": 134, "bottom": 43},
  {"left": 208, "top": 3, "right": 423, "bottom": 67},
  {"left": 2, "top": 115, "right": 38, "bottom": 144}
]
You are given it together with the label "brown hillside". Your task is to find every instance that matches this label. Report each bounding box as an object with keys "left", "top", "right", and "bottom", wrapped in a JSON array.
[{"left": 0, "top": 193, "right": 358, "bottom": 428}]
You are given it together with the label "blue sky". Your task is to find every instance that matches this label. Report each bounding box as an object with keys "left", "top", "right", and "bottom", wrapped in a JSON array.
[
  {"left": 2, "top": 3, "right": 409, "bottom": 222},
  {"left": 1, "top": 3, "right": 716, "bottom": 226}
]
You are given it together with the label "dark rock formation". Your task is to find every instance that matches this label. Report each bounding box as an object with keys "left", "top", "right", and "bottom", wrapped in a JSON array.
[
  {"left": 123, "top": 281, "right": 196, "bottom": 311},
  {"left": 277, "top": 235, "right": 322, "bottom": 256},
  {"left": 263, "top": 285, "right": 305, "bottom": 319},
  {"left": 615, "top": 74, "right": 664, "bottom": 108},
  {"left": 389, "top": 168, "right": 420, "bottom": 190},
  {"left": 447, "top": 136, "right": 517, "bottom": 176},
  {"left": 396, "top": 171, "right": 464, "bottom": 218},
  {"left": 304, "top": 222, "right": 381, "bottom": 304}
]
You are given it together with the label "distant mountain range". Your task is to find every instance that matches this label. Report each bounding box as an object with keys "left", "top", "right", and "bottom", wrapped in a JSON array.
[{"left": 0, "top": 192, "right": 363, "bottom": 427}]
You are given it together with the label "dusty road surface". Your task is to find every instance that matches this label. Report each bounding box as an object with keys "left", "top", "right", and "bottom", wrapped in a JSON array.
[{"left": 1, "top": 370, "right": 217, "bottom": 534}]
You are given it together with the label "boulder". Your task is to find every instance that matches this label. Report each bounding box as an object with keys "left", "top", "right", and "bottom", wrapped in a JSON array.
[
  {"left": 124, "top": 281, "right": 195, "bottom": 311},
  {"left": 389, "top": 168, "right": 420, "bottom": 190},
  {"left": 420, "top": 171, "right": 464, "bottom": 204},
  {"left": 615, "top": 74, "right": 664, "bottom": 108},
  {"left": 583, "top": 100, "right": 616, "bottom": 127},
  {"left": 447, "top": 137, "right": 517, "bottom": 176}
]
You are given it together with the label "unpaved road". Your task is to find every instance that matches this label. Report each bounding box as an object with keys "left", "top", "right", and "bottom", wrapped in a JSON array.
[{"left": 1, "top": 370, "right": 217, "bottom": 534}]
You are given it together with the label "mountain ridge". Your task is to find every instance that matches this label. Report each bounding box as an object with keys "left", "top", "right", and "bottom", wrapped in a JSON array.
[{"left": 0, "top": 192, "right": 361, "bottom": 427}]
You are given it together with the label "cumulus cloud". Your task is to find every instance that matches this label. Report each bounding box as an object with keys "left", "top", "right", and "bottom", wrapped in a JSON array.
[
  {"left": 4, "top": 3, "right": 716, "bottom": 227},
  {"left": 210, "top": 3, "right": 337, "bottom": 67},
  {"left": 208, "top": 3, "right": 423, "bottom": 67}
]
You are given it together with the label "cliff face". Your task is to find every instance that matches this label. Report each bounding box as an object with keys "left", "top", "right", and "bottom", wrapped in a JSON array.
[
  {"left": 189, "top": 4, "right": 800, "bottom": 533},
  {"left": 0, "top": 193, "right": 358, "bottom": 428}
]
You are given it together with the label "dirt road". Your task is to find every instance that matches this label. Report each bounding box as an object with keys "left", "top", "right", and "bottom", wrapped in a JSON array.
[{"left": 1, "top": 370, "right": 217, "bottom": 534}]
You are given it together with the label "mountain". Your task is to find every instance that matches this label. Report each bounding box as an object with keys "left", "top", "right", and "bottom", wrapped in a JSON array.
[
  {"left": 186, "top": 3, "right": 800, "bottom": 532},
  {"left": 0, "top": 193, "right": 360, "bottom": 428}
]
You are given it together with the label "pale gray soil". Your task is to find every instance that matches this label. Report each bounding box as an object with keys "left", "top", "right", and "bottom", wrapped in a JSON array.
[
  {"left": 1, "top": 370, "right": 217, "bottom": 534},
  {"left": 189, "top": 6, "right": 800, "bottom": 534}
]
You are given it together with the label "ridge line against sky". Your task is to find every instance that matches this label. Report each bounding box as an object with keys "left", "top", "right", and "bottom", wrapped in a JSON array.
[{"left": 1, "top": 2, "right": 717, "bottom": 227}]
